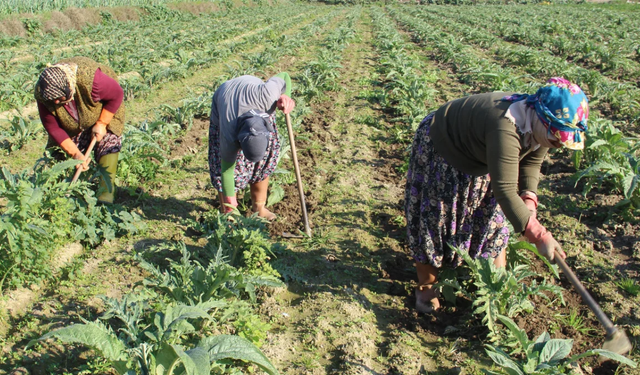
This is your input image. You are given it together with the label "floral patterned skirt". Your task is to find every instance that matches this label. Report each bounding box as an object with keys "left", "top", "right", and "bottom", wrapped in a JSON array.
[
  {"left": 208, "top": 113, "right": 281, "bottom": 192},
  {"left": 47, "top": 128, "right": 121, "bottom": 160},
  {"left": 73, "top": 129, "right": 122, "bottom": 160},
  {"left": 405, "top": 112, "right": 510, "bottom": 268}
]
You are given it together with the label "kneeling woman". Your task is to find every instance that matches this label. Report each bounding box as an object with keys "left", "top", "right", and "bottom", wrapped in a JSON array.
[
  {"left": 35, "top": 56, "right": 124, "bottom": 203},
  {"left": 405, "top": 77, "right": 589, "bottom": 312},
  {"left": 209, "top": 73, "right": 295, "bottom": 219}
]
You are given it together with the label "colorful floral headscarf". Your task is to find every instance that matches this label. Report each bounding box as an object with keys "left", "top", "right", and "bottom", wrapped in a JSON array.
[{"left": 502, "top": 77, "right": 589, "bottom": 150}]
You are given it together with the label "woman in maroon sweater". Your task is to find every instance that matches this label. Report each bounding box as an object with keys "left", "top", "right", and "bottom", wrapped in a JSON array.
[{"left": 35, "top": 57, "right": 125, "bottom": 203}]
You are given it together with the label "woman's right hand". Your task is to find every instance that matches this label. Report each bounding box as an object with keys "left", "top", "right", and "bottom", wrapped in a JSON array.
[
  {"left": 221, "top": 195, "right": 238, "bottom": 214},
  {"left": 73, "top": 151, "right": 91, "bottom": 171},
  {"left": 535, "top": 233, "right": 566, "bottom": 262},
  {"left": 277, "top": 94, "right": 296, "bottom": 114},
  {"left": 524, "top": 216, "right": 566, "bottom": 262}
]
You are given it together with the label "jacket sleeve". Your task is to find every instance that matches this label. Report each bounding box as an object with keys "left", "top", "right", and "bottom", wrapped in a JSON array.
[
  {"left": 38, "top": 101, "right": 70, "bottom": 145},
  {"left": 518, "top": 146, "right": 548, "bottom": 194},
  {"left": 486, "top": 129, "right": 532, "bottom": 233},
  {"left": 91, "top": 68, "right": 124, "bottom": 113}
]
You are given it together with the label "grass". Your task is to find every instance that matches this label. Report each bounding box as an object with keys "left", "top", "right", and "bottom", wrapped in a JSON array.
[{"left": 616, "top": 277, "right": 640, "bottom": 297}]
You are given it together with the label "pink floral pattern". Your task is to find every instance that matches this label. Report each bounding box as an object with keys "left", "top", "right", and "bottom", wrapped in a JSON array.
[{"left": 208, "top": 113, "right": 280, "bottom": 192}]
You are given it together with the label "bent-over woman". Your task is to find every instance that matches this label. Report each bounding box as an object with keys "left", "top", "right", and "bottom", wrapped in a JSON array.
[
  {"left": 209, "top": 73, "right": 295, "bottom": 220},
  {"left": 405, "top": 77, "right": 589, "bottom": 313},
  {"left": 35, "top": 56, "right": 124, "bottom": 204}
]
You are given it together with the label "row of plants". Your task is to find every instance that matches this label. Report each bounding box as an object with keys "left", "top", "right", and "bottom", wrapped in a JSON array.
[
  {"left": 0, "top": 154, "right": 145, "bottom": 291},
  {"left": 389, "top": 5, "right": 640, "bottom": 126},
  {"left": 426, "top": 5, "right": 640, "bottom": 82},
  {"left": 0, "top": 0, "right": 231, "bottom": 16},
  {"left": 0, "top": 3, "right": 324, "bottom": 112},
  {"left": 27, "top": 212, "right": 286, "bottom": 374},
  {"left": 369, "top": 7, "right": 439, "bottom": 143}
]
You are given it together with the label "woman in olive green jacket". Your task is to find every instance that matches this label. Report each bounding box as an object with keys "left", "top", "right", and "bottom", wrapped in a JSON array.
[{"left": 405, "top": 77, "right": 589, "bottom": 313}]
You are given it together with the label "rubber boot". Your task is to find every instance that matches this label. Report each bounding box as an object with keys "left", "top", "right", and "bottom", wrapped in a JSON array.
[
  {"left": 97, "top": 152, "right": 118, "bottom": 204},
  {"left": 250, "top": 177, "right": 277, "bottom": 220}
]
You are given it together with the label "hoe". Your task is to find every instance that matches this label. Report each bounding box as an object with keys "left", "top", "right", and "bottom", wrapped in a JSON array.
[
  {"left": 554, "top": 250, "right": 632, "bottom": 355},
  {"left": 70, "top": 136, "right": 97, "bottom": 183},
  {"left": 283, "top": 113, "right": 311, "bottom": 238}
]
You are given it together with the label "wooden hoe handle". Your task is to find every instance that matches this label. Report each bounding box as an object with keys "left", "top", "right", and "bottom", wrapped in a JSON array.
[
  {"left": 285, "top": 113, "right": 312, "bottom": 237},
  {"left": 71, "top": 136, "right": 98, "bottom": 184}
]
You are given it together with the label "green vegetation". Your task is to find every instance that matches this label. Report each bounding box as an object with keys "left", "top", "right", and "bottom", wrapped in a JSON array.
[
  {"left": 0, "top": 0, "right": 219, "bottom": 16},
  {"left": 485, "top": 315, "right": 636, "bottom": 374},
  {"left": 0, "top": 2, "right": 638, "bottom": 374}
]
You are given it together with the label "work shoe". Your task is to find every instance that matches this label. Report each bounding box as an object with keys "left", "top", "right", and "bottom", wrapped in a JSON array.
[
  {"left": 251, "top": 201, "right": 277, "bottom": 221},
  {"left": 97, "top": 152, "right": 118, "bottom": 204}
]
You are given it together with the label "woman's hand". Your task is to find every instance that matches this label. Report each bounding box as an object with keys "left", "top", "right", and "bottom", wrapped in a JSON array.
[
  {"left": 277, "top": 94, "right": 295, "bottom": 114},
  {"left": 221, "top": 195, "right": 238, "bottom": 214},
  {"left": 73, "top": 151, "right": 91, "bottom": 171},
  {"left": 92, "top": 122, "right": 107, "bottom": 142},
  {"left": 535, "top": 232, "right": 566, "bottom": 262},
  {"left": 524, "top": 216, "right": 566, "bottom": 262}
]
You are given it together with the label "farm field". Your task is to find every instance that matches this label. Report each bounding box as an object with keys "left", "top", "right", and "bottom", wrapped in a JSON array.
[{"left": 0, "top": 1, "right": 639, "bottom": 374}]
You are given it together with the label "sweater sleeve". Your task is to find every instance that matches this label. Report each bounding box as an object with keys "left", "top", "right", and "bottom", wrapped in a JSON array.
[
  {"left": 486, "top": 129, "right": 532, "bottom": 233},
  {"left": 518, "top": 146, "right": 548, "bottom": 194},
  {"left": 91, "top": 68, "right": 124, "bottom": 113},
  {"left": 274, "top": 72, "right": 291, "bottom": 97},
  {"left": 221, "top": 160, "right": 236, "bottom": 197},
  {"left": 262, "top": 76, "right": 287, "bottom": 112},
  {"left": 37, "top": 101, "right": 70, "bottom": 145}
]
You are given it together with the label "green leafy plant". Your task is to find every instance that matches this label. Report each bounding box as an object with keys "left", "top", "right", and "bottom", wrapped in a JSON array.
[
  {"left": 484, "top": 315, "right": 636, "bottom": 374},
  {"left": 28, "top": 297, "right": 280, "bottom": 375},
  {"left": 442, "top": 245, "right": 564, "bottom": 337},
  {"left": 0, "top": 115, "right": 42, "bottom": 152},
  {"left": 192, "top": 211, "right": 282, "bottom": 279},
  {"left": 555, "top": 310, "right": 594, "bottom": 336},
  {"left": 0, "top": 158, "right": 144, "bottom": 290},
  {"left": 137, "top": 241, "right": 284, "bottom": 305}
]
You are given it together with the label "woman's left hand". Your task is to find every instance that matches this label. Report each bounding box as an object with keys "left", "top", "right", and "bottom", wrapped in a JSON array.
[
  {"left": 92, "top": 122, "right": 107, "bottom": 142},
  {"left": 277, "top": 94, "right": 295, "bottom": 114}
]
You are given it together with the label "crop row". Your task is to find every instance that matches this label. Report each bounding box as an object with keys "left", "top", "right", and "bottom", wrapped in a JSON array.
[
  {"left": 0, "top": 0, "right": 223, "bottom": 15},
  {"left": 426, "top": 5, "right": 640, "bottom": 82},
  {"left": 0, "top": 4, "right": 326, "bottom": 112},
  {"left": 389, "top": 5, "right": 640, "bottom": 126}
]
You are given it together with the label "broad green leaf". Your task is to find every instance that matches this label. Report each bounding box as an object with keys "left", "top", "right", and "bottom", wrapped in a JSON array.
[
  {"left": 172, "top": 345, "right": 210, "bottom": 375},
  {"left": 266, "top": 184, "right": 284, "bottom": 207},
  {"left": 497, "top": 315, "right": 529, "bottom": 352},
  {"left": 28, "top": 322, "right": 129, "bottom": 373},
  {"left": 199, "top": 335, "right": 279, "bottom": 375},
  {"left": 539, "top": 339, "right": 572, "bottom": 363},
  {"left": 156, "top": 342, "right": 180, "bottom": 375},
  {"left": 568, "top": 349, "right": 637, "bottom": 368},
  {"left": 485, "top": 345, "right": 525, "bottom": 375}
]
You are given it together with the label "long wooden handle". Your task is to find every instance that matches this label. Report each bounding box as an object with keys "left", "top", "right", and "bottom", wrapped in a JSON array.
[
  {"left": 554, "top": 251, "right": 616, "bottom": 336},
  {"left": 71, "top": 136, "right": 97, "bottom": 184},
  {"left": 285, "top": 113, "right": 312, "bottom": 237}
]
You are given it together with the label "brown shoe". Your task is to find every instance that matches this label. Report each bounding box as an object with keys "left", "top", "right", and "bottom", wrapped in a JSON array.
[{"left": 415, "top": 285, "right": 440, "bottom": 314}]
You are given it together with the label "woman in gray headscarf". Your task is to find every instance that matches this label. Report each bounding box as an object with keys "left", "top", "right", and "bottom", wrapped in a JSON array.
[{"left": 208, "top": 73, "right": 295, "bottom": 220}]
